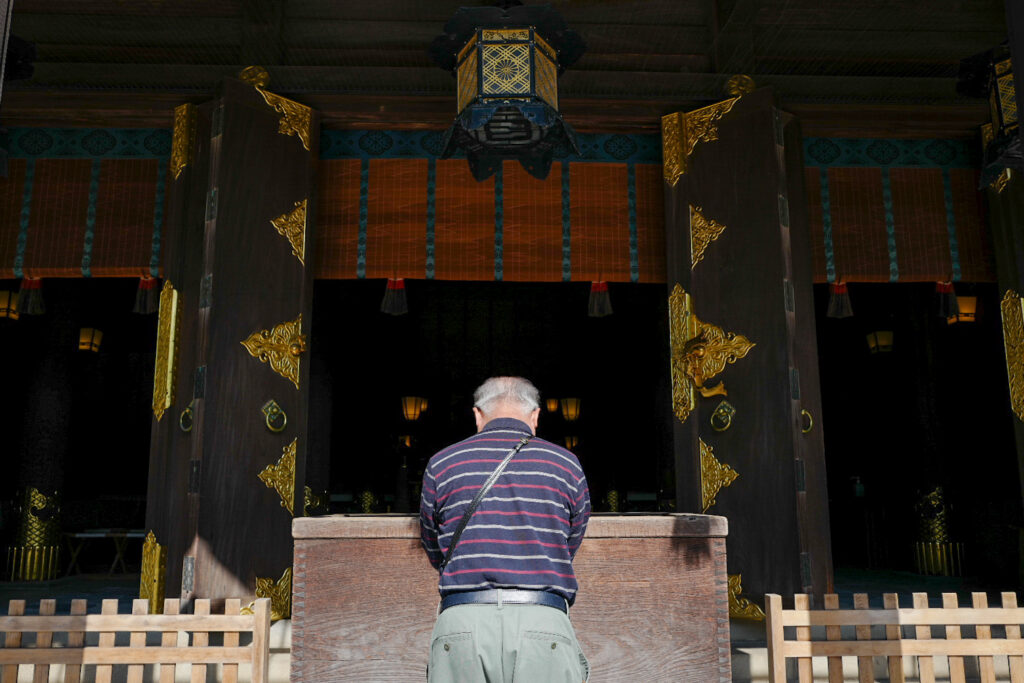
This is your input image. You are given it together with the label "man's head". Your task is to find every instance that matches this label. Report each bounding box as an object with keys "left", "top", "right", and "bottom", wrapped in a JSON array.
[{"left": 472, "top": 376, "right": 541, "bottom": 434}]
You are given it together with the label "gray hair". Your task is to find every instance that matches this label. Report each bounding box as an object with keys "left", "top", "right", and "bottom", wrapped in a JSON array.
[{"left": 473, "top": 376, "right": 540, "bottom": 416}]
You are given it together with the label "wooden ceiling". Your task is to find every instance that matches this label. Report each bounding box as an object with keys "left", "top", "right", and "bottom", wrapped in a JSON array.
[{"left": 0, "top": 0, "right": 1009, "bottom": 135}]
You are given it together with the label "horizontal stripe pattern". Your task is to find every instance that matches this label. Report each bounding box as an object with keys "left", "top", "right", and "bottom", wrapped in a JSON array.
[{"left": 420, "top": 418, "right": 590, "bottom": 606}]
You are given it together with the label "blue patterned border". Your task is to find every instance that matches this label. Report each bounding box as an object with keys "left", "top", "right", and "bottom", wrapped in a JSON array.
[
  {"left": 804, "top": 138, "right": 974, "bottom": 169},
  {"left": 6, "top": 128, "right": 171, "bottom": 159},
  {"left": 320, "top": 130, "right": 661, "bottom": 164},
  {"left": 81, "top": 159, "right": 102, "bottom": 277}
]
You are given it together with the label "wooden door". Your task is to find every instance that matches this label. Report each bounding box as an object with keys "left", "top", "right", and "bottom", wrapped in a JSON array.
[
  {"left": 662, "top": 87, "right": 832, "bottom": 603},
  {"left": 147, "top": 76, "right": 319, "bottom": 605}
]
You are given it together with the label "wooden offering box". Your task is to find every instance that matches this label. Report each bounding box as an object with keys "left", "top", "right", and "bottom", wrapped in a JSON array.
[{"left": 291, "top": 513, "right": 730, "bottom": 682}]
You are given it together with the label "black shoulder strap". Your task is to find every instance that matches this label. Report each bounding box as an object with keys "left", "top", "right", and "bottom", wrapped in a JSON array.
[{"left": 439, "top": 435, "right": 532, "bottom": 572}]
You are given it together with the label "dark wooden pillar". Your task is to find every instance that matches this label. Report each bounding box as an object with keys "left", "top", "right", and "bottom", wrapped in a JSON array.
[
  {"left": 146, "top": 76, "right": 319, "bottom": 607},
  {"left": 662, "top": 87, "right": 833, "bottom": 604}
]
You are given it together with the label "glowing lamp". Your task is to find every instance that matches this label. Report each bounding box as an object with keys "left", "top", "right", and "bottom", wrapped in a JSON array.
[
  {"left": 0, "top": 291, "right": 18, "bottom": 319},
  {"left": 866, "top": 330, "right": 893, "bottom": 354},
  {"left": 560, "top": 397, "right": 581, "bottom": 422},
  {"left": 78, "top": 328, "right": 103, "bottom": 353},
  {"left": 545, "top": 398, "right": 559, "bottom": 413},
  {"left": 564, "top": 436, "right": 578, "bottom": 450},
  {"left": 401, "top": 396, "right": 428, "bottom": 421},
  {"left": 947, "top": 296, "right": 977, "bottom": 324}
]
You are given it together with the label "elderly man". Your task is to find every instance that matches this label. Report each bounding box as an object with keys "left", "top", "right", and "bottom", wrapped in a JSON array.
[{"left": 420, "top": 376, "right": 591, "bottom": 682}]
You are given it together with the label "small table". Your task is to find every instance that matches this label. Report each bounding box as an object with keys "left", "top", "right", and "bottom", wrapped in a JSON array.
[{"left": 64, "top": 530, "right": 146, "bottom": 575}]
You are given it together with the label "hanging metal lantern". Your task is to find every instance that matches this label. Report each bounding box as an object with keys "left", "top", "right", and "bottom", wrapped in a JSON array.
[
  {"left": 430, "top": 1, "right": 585, "bottom": 181},
  {"left": 959, "top": 44, "right": 1022, "bottom": 187}
]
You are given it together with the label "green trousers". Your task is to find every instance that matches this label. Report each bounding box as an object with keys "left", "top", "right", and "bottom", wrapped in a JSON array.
[{"left": 427, "top": 603, "right": 590, "bottom": 683}]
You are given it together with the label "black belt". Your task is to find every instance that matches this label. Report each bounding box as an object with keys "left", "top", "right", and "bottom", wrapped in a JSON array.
[{"left": 440, "top": 589, "right": 568, "bottom": 614}]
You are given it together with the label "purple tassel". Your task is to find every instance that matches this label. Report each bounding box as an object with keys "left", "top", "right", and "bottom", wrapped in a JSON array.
[
  {"left": 588, "top": 282, "right": 613, "bottom": 318},
  {"left": 133, "top": 276, "right": 160, "bottom": 314},
  {"left": 18, "top": 277, "right": 44, "bottom": 315},
  {"left": 380, "top": 278, "right": 408, "bottom": 316},
  {"left": 826, "top": 282, "right": 853, "bottom": 319}
]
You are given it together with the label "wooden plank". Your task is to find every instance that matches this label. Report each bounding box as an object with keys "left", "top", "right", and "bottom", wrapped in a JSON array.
[
  {"left": 765, "top": 594, "right": 787, "bottom": 683},
  {"left": 222, "top": 599, "right": 240, "bottom": 683},
  {"left": 1005, "top": 593, "right": 1024, "bottom": 683},
  {"left": 944, "top": 593, "right": 966, "bottom": 683},
  {"left": 95, "top": 600, "right": 117, "bottom": 683},
  {"left": 292, "top": 513, "right": 729, "bottom": 540},
  {"left": 781, "top": 606, "right": 1024, "bottom": 626},
  {"left": 853, "top": 594, "right": 872, "bottom": 683},
  {"left": 793, "top": 594, "right": 812, "bottom": 683},
  {"left": 883, "top": 593, "right": 904, "bottom": 683},
  {"left": 126, "top": 599, "right": 148, "bottom": 683},
  {"left": 824, "top": 593, "right": 844, "bottom": 683},
  {"left": 973, "top": 593, "right": 996, "bottom": 683},
  {"left": 251, "top": 599, "right": 270, "bottom": 683},
  {"left": 782, "top": 640, "right": 1024, "bottom": 657},
  {"left": 190, "top": 599, "right": 209, "bottom": 683},
  {"left": 32, "top": 599, "right": 55, "bottom": 683},
  {"left": 1, "top": 599, "right": 24, "bottom": 683},
  {"left": 159, "top": 599, "right": 179, "bottom": 683},
  {"left": 0, "top": 648, "right": 253, "bottom": 665},
  {"left": 62, "top": 599, "right": 87, "bottom": 683},
  {"left": 0, "top": 615, "right": 254, "bottom": 632}
]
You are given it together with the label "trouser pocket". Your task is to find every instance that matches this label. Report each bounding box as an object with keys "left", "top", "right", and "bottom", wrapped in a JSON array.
[
  {"left": 512, "top": 630, "right": 584, "bottom": 683},
  {"left": 429, "top": 632, "right": 479, "bottom": 683}
]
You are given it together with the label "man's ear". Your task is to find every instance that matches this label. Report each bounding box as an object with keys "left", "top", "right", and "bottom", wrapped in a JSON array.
[
  {"left": 473, "top": 407, "right": 486, "bottom": 433},
  {"left": 528, "top": 408, "right": 540, "bottom": 434}
]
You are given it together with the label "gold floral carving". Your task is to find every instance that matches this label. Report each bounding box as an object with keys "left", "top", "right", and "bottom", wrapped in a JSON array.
[
  {"left": 241, "top": 315, "right": 305, "bottom": 389},
  {"left": 139, "top": 531, "right": 166, "bottom": 615},
  {"left": 239, "top": 65, "right": 270, "bottom": 87},
  {"left": 690, "top": 205, "right": 726, "bottom": 268},
  {"left": 669, "top": 284, "right": 755, "bottom": 424},
  {"left": 700, "top": 438, "right": 738, "bottom": 512},
  {"left": 728, "top": 574, "right": 765, "bottom": 620},
  {"left": 170, "top": 103, "right": 195, "bottom": 181},
  {"left": 152, "top": 281, "right": 180, "bottom": 421},
  {"left": 241, "top": 567, "right": 292, "bottom": 621},
  {"left": 1001, "top": 290, "right": 1024, "bottom": 421},
  {"left": 255, "top": 87, "right": 312, "bottom": 152},
  {"left": 258, "top": 438, "right": 297, "bottom": 515},
  {"left": 661, "top": 97, "right": 740, "bottom": 186},
  {"left": 271, "top": 199, "right": 307, "bottom": 266}
]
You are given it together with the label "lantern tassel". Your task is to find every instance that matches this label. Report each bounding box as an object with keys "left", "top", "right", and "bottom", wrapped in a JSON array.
[
  {"left": 936, "top": 281, "right": 959, "bottom": 318},
  {"left": 588, "top": 281, "right": 612, "bottom": 317},
  {"left": 381, "top": 278, "right": 408, "bottom": 316},
  {"left": 133, "top": 276, "right": 160, "bottom": 314},
  {"left": 18, "top": 276, "right": 44, "bottom": 315},
  {"left": 826, "top": 282, "right": 853, "bottom": 319}
]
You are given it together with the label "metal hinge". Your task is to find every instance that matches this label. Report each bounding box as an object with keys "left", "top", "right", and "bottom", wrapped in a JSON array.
[
  {"left": 198, "top": 274, "right": 212, "bottom": 309},
  {"left": 205, "top": 188, "right": 218, "bottom": 222},
  {"left": 211, "top": 105, "right": 224, "bottom": 138},
  {"left": 790, "top": 367, "right": 801, "bottom": 401},
  {"left": 181, "top": 556, "right": 195, "bottom": 594},
  {"left": 778, "top": 194, "right": 790, "bottom": 228},
  {"left": 783, "top": 279, "right": 795, "bottom": 313},
  {"left": 794, "top": 459, "right": 806, "bottom": 492},
  {"left": 193, "top": 365, "right": 206, "bottom": 399}
]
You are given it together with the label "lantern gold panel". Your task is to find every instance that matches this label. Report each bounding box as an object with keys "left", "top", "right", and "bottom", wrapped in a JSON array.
[
  {"left": 457, "top": 48, "right": 479, "bottom": 113},
  {"left": 152, "top": 281, "right": 181, "bottom": 421},
  {"left": 1001, "top": 290, "right": 1024, "bottom": 421},
  {"left": 668, "top": 284, "right": 755, "bottom": 424},
  {"left": 728, "top": 574, "right": 765, "bottom": 620},
  {"left": 271, "top": 199, "right": 307, "bottom": 266},
  {"left": 981, "top": 123, "right": 1012, "bottom": 193},
  {"left": 139, "top": 531, "right": 166, "bottom": 615},
  {"left": 241, "top": 315, "right": 305, "bottom": 389},
  {"left": 535, "top": 50, "right": 558, "bottom": 110},
  {"left": 481, "top": 43, "right": 532, "bottom": 95},
  {"left": 661, "top": 97, "right": 740, "bottom": 187},
  {"left": 242, "top": 567, "right": 292, "bottom": 621},
  {"left": 700, "top": 438, "right": 738, "bottom": 513}
]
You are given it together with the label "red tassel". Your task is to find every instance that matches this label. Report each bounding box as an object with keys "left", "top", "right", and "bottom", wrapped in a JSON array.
[
  {"left": 935, "top": 281, "right": 958, "bottom": 318},
  {"left": 826, "top": 281, "right": 853, "bottom": 319},
  {"left": 381, "top": 278, "right": 408, "bottom": 315},
  {"left": 133, "top": 276, "right": 160, "bottom": 314},
  {"left": 588, "top": 281, "right": 613, "bottom": 317},
  {"left": 18, "top": 277, "right": 44, "bottom": 315}
]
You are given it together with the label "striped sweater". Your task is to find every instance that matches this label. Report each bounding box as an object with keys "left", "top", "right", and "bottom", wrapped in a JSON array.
[{"left": 420, "top": 417, "right": 591, "bottom": 605}]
